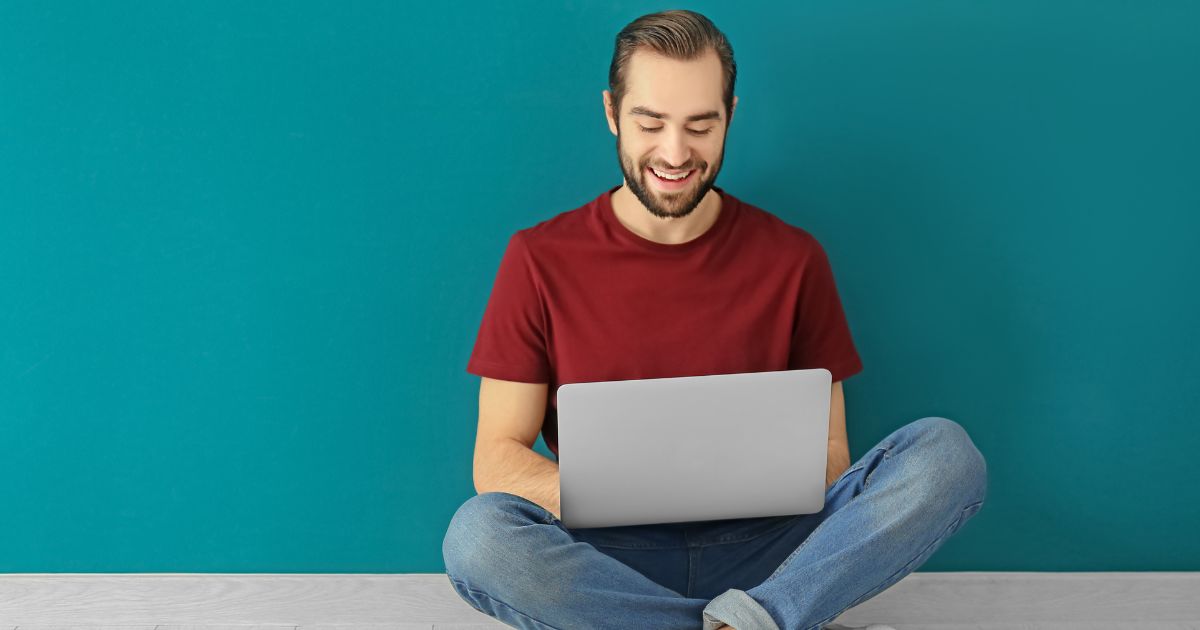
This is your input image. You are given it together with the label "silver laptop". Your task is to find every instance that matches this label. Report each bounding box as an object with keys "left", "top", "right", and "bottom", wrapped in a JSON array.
[{"left": 556, "top": 368, "right": 832, "bottom": 529}]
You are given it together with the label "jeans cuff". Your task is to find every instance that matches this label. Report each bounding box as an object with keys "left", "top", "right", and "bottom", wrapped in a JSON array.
[{"left": 701, "top": 588, "right": 781, "bottom": 630}]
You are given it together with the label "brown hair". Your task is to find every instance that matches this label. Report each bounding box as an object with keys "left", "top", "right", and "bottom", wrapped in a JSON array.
[{"left": 608, "top": 10, "right": 737, "bottom": 125}]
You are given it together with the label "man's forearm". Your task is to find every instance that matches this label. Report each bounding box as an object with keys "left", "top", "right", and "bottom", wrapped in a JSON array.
[
  {"left": 474, "top": 438, "right": 561, "bottom": 520},
  {"left": 826, "top": 440, "right": 851, "bottom": 489}
]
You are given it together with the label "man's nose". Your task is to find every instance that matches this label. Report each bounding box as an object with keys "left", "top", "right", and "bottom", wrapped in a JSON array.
[{"left": 659, "top": 129, "right": 691, "bottom": 169}]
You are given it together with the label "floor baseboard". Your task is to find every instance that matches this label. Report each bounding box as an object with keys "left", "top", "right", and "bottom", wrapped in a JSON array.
[{"left": 0, "top": 572, "right": 1196, "bottom": 627}]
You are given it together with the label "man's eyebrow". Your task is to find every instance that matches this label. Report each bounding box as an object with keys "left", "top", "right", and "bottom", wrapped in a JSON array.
[{"left": 629, "top": 106, "right": 721, "bottom": 123}]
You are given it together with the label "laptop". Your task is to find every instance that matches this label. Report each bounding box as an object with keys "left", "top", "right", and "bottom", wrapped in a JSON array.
[{"left": 556, "top": 368, "right": 832, "bottom": 529}]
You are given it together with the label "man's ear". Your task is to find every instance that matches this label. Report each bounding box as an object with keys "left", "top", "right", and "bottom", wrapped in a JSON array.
[
  {"left": 729, "top": 95, "right": 738, "bottom": 126},
  {"left": 603, "top": 90, "right": 618, "bottom": 136}
]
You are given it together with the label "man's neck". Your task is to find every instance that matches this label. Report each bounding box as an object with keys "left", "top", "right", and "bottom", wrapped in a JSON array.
[{"left": 610, "top": 184, "right": 722, "bottom": 245}]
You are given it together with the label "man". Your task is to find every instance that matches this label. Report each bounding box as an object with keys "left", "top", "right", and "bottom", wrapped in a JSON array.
[{"left": 443, "top": 10, "right": 987, "bottom": 630}]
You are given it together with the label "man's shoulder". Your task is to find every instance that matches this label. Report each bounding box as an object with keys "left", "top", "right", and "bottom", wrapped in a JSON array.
[
  {"left": 728, "top": 192, "right": 824, "bottom": 252},
  {"left": 520, "top": 205, "right": 589, "bottom": 239},
  {"left": 511, "top": 190, "right": 604, "bottom": 249}
]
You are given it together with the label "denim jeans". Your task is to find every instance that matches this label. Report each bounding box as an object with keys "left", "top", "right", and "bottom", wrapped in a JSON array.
[{"left": 442, "top": 416, "right": 988, "bottom": 630}]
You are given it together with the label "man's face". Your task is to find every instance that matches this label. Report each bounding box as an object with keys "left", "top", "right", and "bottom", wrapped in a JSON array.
[{"left": 605, "top": 48, "right": 736, "bottom": 220}]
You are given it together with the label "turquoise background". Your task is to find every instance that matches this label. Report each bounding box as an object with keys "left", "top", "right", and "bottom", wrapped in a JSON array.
[{"left": 2, "top": 1, "right": 1197, "bottom": 572}]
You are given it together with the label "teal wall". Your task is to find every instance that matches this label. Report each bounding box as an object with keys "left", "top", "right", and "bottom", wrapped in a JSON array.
[{"left": 2, "top": 1, "right": 1197, "bottom": 572}]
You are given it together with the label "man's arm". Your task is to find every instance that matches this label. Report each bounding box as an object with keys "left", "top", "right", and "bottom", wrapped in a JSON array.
[
  {"left": 825, "top": 380, "right": 851, "bottom": 489},
  {"left": 473, "top": 377, "right": 562, "bottom": 520}
]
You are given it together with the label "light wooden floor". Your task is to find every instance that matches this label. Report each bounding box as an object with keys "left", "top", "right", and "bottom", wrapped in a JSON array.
[{"left": 0, "top": 573, "right": 1197, "bottom": 629}]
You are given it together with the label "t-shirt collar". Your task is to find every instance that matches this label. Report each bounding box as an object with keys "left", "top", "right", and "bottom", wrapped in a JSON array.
[{"left": 598, "top": 183, "right": 738, "bottom": 254}]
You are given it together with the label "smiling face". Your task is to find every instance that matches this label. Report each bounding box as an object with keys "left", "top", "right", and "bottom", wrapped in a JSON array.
[{"left": 604, "top": 47, "right": 737, "bottom": 220}]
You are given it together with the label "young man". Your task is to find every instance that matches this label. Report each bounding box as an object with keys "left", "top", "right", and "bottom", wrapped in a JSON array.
[{"left": 443, "top": 10, "right": 987, "bottom": 630}]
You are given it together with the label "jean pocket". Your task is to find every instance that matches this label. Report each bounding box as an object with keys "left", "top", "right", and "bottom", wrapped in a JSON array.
[{"left": 839, "top": 463, "right": 866, "bottom": 481}]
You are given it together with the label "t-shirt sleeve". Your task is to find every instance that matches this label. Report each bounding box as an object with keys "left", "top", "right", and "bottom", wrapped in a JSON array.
[
  {"left": 788, "top": 235, "right": 864, "bottom": 382},
  {"left": 466, "top": 231, "right": 552, "bottom": 383}
]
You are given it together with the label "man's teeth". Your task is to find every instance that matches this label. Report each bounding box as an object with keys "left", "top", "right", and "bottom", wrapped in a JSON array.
[{"left": 652, "top": 167, "right": 690, "bottom": 180}]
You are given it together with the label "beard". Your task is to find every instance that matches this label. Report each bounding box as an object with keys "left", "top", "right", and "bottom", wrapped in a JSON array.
[{"left": 616, "top": 129, "right": 726, "bottom": 220}]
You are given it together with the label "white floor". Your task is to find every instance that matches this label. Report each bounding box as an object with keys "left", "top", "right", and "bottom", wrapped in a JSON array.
[{"left": 0, "top": 572, "right": 1197, "bottom": 629}]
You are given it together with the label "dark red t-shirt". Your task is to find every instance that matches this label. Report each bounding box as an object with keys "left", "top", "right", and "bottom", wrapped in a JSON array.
[{"left": 466, "top": 184, "right": 863, "bottom": 459}]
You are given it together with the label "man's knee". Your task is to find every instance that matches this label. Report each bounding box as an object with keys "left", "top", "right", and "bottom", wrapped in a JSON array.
[
  {"left": 910, "top": 417, "right": 988, "bottom": 505},
  {"left": 442, "top": 492, "right": 535, "bottom": 582}
]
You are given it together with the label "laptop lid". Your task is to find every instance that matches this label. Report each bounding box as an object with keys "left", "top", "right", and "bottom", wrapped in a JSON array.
[{"left": 556, "top": 368, "right": 832, "bottom": 529}]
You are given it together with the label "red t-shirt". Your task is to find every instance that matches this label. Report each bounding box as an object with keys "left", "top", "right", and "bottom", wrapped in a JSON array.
[{"left": 466, "top": 184, "right": 863, "bottom": 459}]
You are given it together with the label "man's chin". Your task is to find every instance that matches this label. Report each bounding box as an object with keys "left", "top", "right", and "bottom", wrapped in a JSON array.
[
  {"left": 653, "top": 182, "right": 711, "bottom": 212},
  {"left": 649, "top": 200, "right": 701, "bottom": 219}
]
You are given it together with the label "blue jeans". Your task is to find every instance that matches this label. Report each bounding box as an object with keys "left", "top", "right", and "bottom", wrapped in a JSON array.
[{"left": 442, "top": 416, "right": 987, "bottom": 630}]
